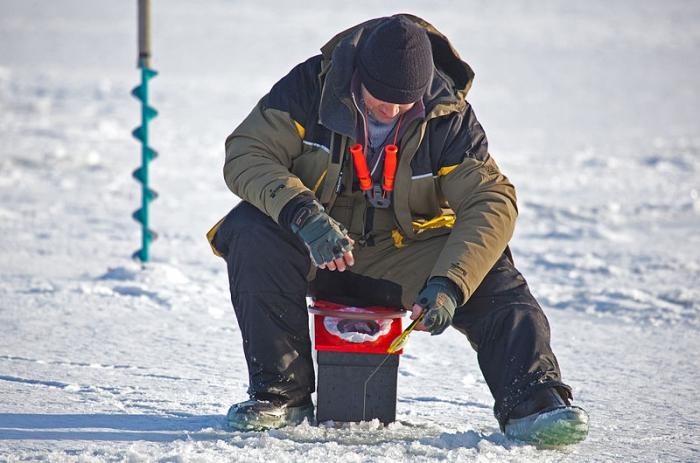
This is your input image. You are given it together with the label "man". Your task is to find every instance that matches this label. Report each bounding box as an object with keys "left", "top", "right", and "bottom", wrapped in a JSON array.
[{"left": 209, "top": 14, "right": 589, "bottom": 447}]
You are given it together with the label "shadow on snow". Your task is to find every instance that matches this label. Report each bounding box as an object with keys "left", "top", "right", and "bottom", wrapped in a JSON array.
[
  {"left": 0, "top": 413, "right": 516, "bottom": 450},
  {"left": 0, "top": 413, "right": 225, "bottom": 443}
]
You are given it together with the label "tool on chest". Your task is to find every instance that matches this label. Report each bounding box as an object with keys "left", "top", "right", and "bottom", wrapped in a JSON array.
[
  {"left": 349, "top": 144, "right": 398, "bottom": 208},
  {"left": 349, "top": 113, "right": 403, "bottom": 209}
]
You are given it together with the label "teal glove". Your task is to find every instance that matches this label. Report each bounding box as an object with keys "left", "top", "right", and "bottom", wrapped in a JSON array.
[
  {"left": 291, "top": 200, "right": 353, "bottom": 267},
  {"left": 414, "top": 277, "right": 460, "bottom": 335}
]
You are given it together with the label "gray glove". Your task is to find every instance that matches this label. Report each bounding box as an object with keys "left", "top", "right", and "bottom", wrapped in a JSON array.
[
  {"left": 290, "top": 200, "right": 353, "bottom": 266},
  {"left": 415, "top": 277, "right": 460, "bottom": 335}
]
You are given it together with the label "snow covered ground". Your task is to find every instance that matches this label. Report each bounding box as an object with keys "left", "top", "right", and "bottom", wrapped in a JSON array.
[{"left": 1, "top": 0, "right": 699, "bottom": 461}]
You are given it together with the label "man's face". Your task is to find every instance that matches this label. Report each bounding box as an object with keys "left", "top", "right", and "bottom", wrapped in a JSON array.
[{"left": 361, "top": 85, "right": 416, "bottom": 124}]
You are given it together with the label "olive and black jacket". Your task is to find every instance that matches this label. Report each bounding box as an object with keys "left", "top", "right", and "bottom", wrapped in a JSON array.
[{"left": 218, "top": 14, "right": 518, "bottom": 304}]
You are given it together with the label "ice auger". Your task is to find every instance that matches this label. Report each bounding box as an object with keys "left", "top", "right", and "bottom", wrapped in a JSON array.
[{"left": 131, "top": 0, "right": 158, "bottom": 262}]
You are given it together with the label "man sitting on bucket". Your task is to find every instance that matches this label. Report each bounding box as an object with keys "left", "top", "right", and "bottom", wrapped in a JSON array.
[{"left": 209, "top": 14, "right": 589, "bottom": 447}]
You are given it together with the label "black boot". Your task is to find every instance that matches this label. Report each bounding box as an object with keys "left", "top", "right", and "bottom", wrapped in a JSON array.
[
  {"left": 226, "top": 395, "right": 314, "bottom": 431},
  {"left": 505, "top": 387, "right": 589, "bottom": 447}
]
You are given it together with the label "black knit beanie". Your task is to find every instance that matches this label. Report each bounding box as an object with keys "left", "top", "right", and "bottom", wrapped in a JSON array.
[{"left": 357, "top": 16, "right": 433, "bottom": 104}]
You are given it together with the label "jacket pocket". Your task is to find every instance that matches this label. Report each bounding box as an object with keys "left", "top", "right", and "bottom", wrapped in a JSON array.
[{"left": 408, "top": 175, "right": 442, "bottom": 219}]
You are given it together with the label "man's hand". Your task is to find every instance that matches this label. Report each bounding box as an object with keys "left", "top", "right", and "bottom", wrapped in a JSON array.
[
  {"left": 291, "top": 200, "right": 355, "bottom": 271},
  {"left": 410, "top": 277, "right": 460, "bottom": 335}
]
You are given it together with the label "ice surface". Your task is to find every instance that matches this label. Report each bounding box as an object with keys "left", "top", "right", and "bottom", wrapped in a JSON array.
[{"left": 1, "top": 0, "right": 699, "bottom": 461}]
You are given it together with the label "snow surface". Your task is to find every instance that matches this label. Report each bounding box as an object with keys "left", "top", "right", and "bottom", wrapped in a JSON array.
[{"left": 1, "top": 0, "right": 699, "bottom": 461}]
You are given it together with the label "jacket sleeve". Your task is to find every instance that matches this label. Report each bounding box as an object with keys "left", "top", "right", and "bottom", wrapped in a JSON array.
[
  {"left": 429, "top": 105, "right": 518, "bottom": 304},
  {"left": 223, "top": 56, "right": 321, "bottom": 222}
]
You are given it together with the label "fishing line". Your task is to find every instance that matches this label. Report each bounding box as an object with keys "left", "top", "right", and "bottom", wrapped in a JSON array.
[
  {"left": 361, "top": 311, "right": 424, "bottom": 420},
  {"left": 362, "top": 352, "right": 393, "bottom": 421}
]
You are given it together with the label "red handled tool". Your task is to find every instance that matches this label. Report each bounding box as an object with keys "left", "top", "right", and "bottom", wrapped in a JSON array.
[
  {"left": 350, "top": 144, "right": 373, "bottom": 192},
  {"left": 349, "top": 143, "right": 399, "bottom": 208},
  {"left": 382, "top": 144, "right": 398, "bottom": 193}
]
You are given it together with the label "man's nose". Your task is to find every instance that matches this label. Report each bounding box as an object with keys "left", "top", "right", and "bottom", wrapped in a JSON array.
[{"left": 381, "top": 104, "right": 400, "bottom": 118}]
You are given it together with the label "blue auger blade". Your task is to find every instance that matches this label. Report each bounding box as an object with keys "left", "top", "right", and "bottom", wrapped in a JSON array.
[
  {"left": 144, "top": 104, "right": 158, "bottom": 120},
  {"left": 132, "top": 166, "right": 146, "bottom": 183},
  {"left": 145, "top": 187, "right": 158, "bottom": 202},
  {"left": 132, "top": 208, "right": 146, "bottom": 223},
  {"left": 145, "top": 146, "right": 158, "bottom": 161},
  {"left": 132, "top": 65, "right": 158, "bottom": 262},
  {"left": 131, "top": 85, "right": 145, "bottom": 101},
  {"left": 143, "top": 68, "right": 158, "bottom": 79},
  {"left": 132, "top": 126, "right": 145, "bottom": 142}
]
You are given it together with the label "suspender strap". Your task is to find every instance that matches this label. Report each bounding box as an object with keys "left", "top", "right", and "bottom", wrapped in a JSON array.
[{"left": 319, "top": 132, "right": 347, "bottom": 208}]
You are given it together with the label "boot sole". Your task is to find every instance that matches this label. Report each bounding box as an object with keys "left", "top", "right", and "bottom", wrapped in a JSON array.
[
  {"left": 506, "top": 406, "right": 589, "bottom": 448},
  {"left": 227, "top": 404, "right": 314, "bottom": 432}
]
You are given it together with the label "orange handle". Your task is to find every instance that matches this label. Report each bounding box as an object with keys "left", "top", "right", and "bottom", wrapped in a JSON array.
[
  {"left": 350, "top": 144, "right": 373, "bottom": 191},
  {"left": 382, "top": 144, "right": 398, "bottom": 192}
]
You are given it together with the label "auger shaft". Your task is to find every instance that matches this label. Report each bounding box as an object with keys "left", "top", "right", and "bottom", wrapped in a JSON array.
[{"left": 132, "top": 0, "right": 158, "bottom": 262}]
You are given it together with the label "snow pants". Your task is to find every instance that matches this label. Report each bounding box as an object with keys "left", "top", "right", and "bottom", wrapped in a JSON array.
[{"left": 212, "top": 201, "right": 572, "bottom": 428}]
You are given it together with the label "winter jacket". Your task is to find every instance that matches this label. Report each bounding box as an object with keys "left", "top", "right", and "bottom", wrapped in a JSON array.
[{"left": 214, "top": 14, "right": 518, "bottom": 304}]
